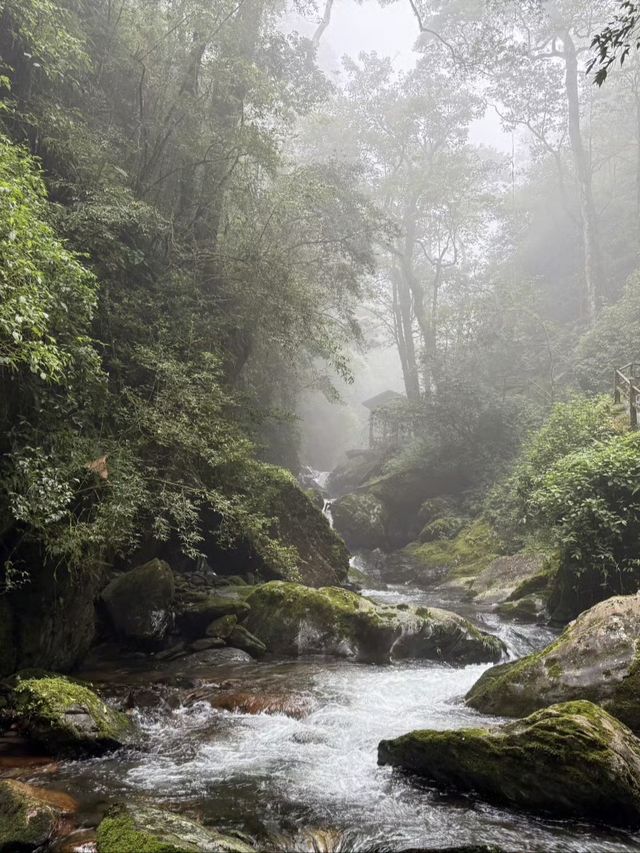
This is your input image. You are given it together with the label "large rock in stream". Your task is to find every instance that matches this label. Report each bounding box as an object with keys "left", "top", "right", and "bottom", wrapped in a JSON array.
[
  {"left": 0, "top": 779, "right": 78, "bottom": 851},
  {"left": 244, "top": 581, "right": 504, "bottom": 664},
  {"left": 5, "top": 674, "right": 137, "bottom": 756},
  {"left": 466, "top": 592, "right": 640, "bottom": 729},
  {"left": 96, "top": 803, "right": 253, "bottom": 853},
  {"left": 101, "top": 558, "right": 175, "bottom": 648},
  {"left": 331, "top": 492, "right": 389, "bottom": 550},
  {"left": 378, "top": 700, "right": 640, "bottom": 827}
]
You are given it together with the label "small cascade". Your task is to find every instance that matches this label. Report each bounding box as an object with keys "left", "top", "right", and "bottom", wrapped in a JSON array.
[{"left": 322, "top": 498, "right": 334, "bottom": 528}]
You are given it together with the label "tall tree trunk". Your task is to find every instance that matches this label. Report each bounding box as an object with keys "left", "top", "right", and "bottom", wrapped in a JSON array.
[
  {"left": 391, "top": 267, "right": 420, "bottom": 400},
  {"left": 563, "top": 29, "right": 605, "bottom": 324},
  {"left": 401, "top": 200, "right": 436, "bottom": 395}
]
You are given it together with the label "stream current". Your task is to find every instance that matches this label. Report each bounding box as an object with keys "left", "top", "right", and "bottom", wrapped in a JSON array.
[{"left": 35, "top": 486, "right": 640, "bottom": 851}]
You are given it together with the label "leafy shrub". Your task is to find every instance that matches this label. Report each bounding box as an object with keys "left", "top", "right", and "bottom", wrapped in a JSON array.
[
  {"left": 486, "top": 395, "right": 624, "bottom": 547},
  {"left": 575, "top": 271, "right": 640, "bottom": 393},
  {"left": 531, "top": 432, "right": 640, "bottom": 618}
]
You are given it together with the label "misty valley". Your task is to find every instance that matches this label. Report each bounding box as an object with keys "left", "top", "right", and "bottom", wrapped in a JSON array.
[{"left": 3, "top": 0, "right": 640, "bottom": 851}]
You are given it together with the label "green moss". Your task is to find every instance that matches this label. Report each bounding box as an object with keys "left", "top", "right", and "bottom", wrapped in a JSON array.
[
  {"left": 177, "top": 595, "right": 250, "bottom": 639},
  {"left": 379, "top": 701, "right": 640, "bottom": 826},
  {"left": 610, "top": 652, "right": 640, "bottom": 732},
  {"left": 407, "top": 520, "right": 501, "bottom": 578},
  {"left": 506, "top": 552, "right": 559, "bottom": 602},
  {"left": 12, "top": 675, "right": 136, "bottom": 755},
  {"left": 496, "top": 595, "right": 544, "bottom": 622},
  {"left": 468, "top": 594, "right": 640, "bottom": 727},
  {"left": 0, "top": 780, "right": 62, "bottom": 850},
  {"left": 245, "top": 581, "right": 378, "bottom": 656},
  {"left": 96, "top": 806, "right": 254, "bottom": 853},
  {"left": 97, "top": 813, "right": 198, "bottom": 853},
  {"left": 418, "top": 515, "right": 466, "bottom": 543},
  {"left": 245, "top": 581, "right": 504, "bottom": 665},
  {"left": 331, "top": 492, "right": 388, "bottom": 550},
  {"left": 466, "top": 634, "right": 563, "bottom": 716},
  {"left": 241, "top": 462, "right": 349, "bottom": 586}
]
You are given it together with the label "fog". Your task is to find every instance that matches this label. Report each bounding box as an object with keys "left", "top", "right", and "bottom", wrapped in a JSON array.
[{"left": 4, "top": 1, "right": 640, "bottom": 849}]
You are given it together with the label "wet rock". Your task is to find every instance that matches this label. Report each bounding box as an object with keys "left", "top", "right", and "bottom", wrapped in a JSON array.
[
  {"left": 326, "top": 448, "right": 389, "bottom": 496},
  {"left": 182, "top": 647, "right": 253, "bottom": 667},
  {"left": 305, "top": 487, "right": 325, "bottom": 510},
  {"left": 96, "top": 803, "right": 254, "bottom": 852},
  {"left": 390, "top": 606, "right": 505, "bottom": 664},
  {"left": 227, "top": 626, "right": 266, "bottom": 658},
  {"left": 346, "top": 562, "right": 384, "bottom": 592},
  {"left": 190, "top": 637, "right": 226, "bottom": 652},
  {"left": 123, "top": 686, "right": 171, "bottom": 711},
  {"left": 403, "top": 521, "right": 501, "bottom": 591},
  {"left": 51, "top": 827, "right": 97, "bottom": 852},
  {"left": 101, "top": 558, "right": 175, "bottom": 648},
  {"left": 177, "top": 595, "right": 250, "bottom": 639},
  {"left": 378, "top": 700, "right": 640, "bottom": 827},
  {"left": 210, "top": 690, "right": 312, "bottom": 718},
  {"left": 466, "top": 592, "right": 640, "bottom": 730},
  {"left": 213, "top": 575, "right": 248, "bottom": 587},
  {"left": 245, "top": 582, "right": 504, "bottom": 665},
  {"left": 9, "top": 675, "right": 137, "bottom": 756},
  {"left": 495, "top": 593, "right": 547, "bottom": 623},
  {"left": 469, "top": 552, "right": 547, "bottom": 605},
  {"left": 0, "top": 779, "right": 77, "bottom": 851},
  {"left": 206, "top": 614, "right": 238, "bottom": 639},
  {"left": 155, "top": 641, "right": 189, "bottom": 661},
  {"left": 331, "top": 493, "right": 388, "bottom": 550},
  {"left": 231, "top": 462, "right": 349, "bottom": 587}
]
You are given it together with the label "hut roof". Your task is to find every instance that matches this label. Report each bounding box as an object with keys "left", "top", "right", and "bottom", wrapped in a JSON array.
[{"left": 361, "top": 390, "right": 405, "bottom": 410}]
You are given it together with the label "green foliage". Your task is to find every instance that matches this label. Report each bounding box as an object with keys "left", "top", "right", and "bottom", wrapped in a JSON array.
[
  {"left": 0, "top": 134, "right": 98, "bottom": 382},
  {"left": 486, "top": 396, "right": 624, "bottom": 547},
  {"left": 530, "top": 431, "right": 640, "bottom": 596},
  {"left": 0, "top": 0, "right": 88, "bottom": 84},
  {"left": 575, "top": 271, "right": 640, "bottom": 392},
  {"left": 408, "top": 519, "right": 501, "bottom": 577},
  {"left": 0, "top": 0, "right": 382, "bottom": 589}
]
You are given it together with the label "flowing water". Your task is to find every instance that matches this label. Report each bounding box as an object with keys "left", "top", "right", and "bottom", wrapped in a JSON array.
[
  {"left": 37, "top": 577, "right": 639, "bottom": 852},
  {"left": 21, "top": 477, "right": 640, "bottom": 851}
]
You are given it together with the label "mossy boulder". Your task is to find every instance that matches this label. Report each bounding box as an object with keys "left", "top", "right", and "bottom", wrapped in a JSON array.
[
  {"left": 466, "top": 593, "right": 640, "bottom": 730},
  {"left": 101, "top": 559, "right": 175, "bottom": 648},
  {"left": 418, "top": 515, "right": 466, "bottom": 543},
  {"left": 305, "top": 487, "right": 325, "bottom": 510},
  {"left": 495, "top": 594, "right": 546, "bottom": 623},
  {"left": 227, "top": 625, "right": 266, "bottom": 658},
  {"left": 404, "top": 520, "right": 501, "bottom": 589},
  {"left": 177, "top": 594, "right": 250, "bottom": 639},
  {"left": 326, "top": 448, "right": 389, "bottom": 496},
  {"left": 331, "top": 493, "right": 388, "bottom": 550},
  {"left": 365, "top": 466, "right": 470, "bottom": 548},
  {"left": 0, "top": 780, "right": 76, "bottom": 851},
  {"left": 469, "top": 552, "right": 548, "bottom": 606},
  {"left": 417, "top": 497, "right": 455, "bottom": 525},
  {"left": 10, "top": 674, "right": 137, "bottom": 755},
  {"left": 378, "top": 700, "right": 640, "bottom": 827},
  {"left": 240, "top": 463, "right": 349, "bottom": 587},
  {"left": 3, "top": 557, "right": 105, "bottom": 675},
  {"left": 206, "top": 614, "right": 237, "bottom": 639},
  {"left": 244, "top": 581, "right": 504, "bottom": 664},
  {"left": 96, "top": 804, "right": 253, "bottom": 853}
]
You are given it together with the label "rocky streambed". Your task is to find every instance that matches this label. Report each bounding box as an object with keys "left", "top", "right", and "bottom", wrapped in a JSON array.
[{"left": 2, "top": 574, "right": 640, "bottom": 852}]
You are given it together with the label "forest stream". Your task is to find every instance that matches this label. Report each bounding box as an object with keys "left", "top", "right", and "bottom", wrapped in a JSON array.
[{"left": 6, "top": 492, "right": 637, "bottom": 853}]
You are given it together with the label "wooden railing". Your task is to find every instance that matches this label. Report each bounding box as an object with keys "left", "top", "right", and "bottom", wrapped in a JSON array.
[{"left": 614, "top": 363, "right": 640, "bottom": 429}]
